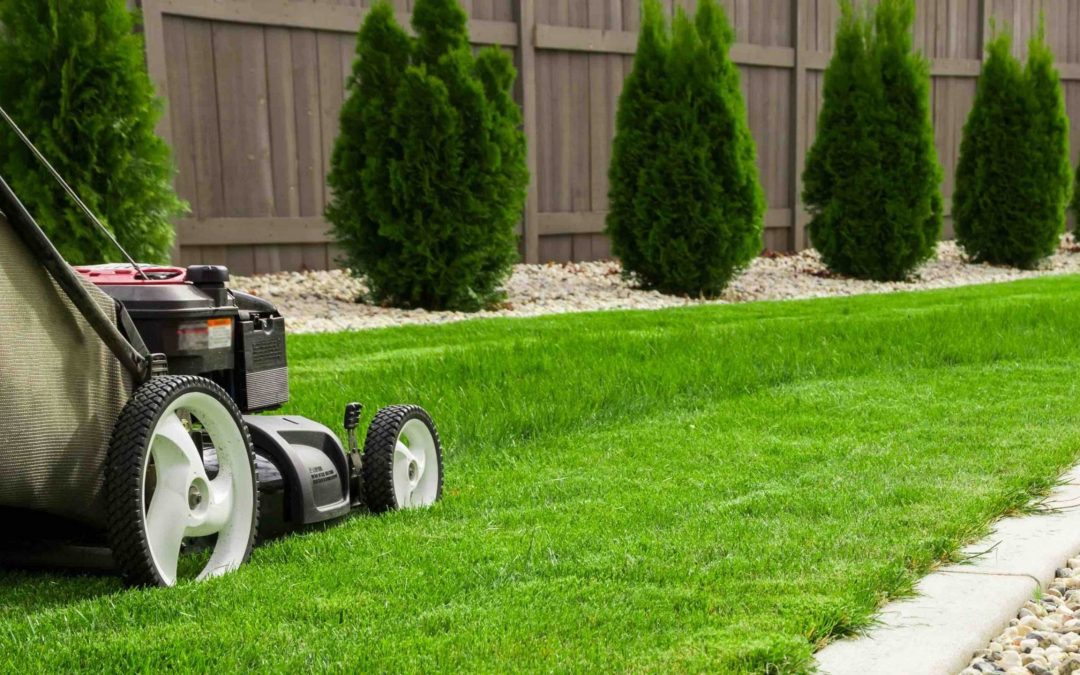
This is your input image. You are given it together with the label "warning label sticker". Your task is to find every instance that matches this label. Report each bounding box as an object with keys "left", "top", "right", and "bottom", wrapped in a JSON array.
[
  {"left": 208, "top": 318, "right": 233, "bottom": 350},
  {"left": 178, "top": 319, "right": 233, "bottom": 351}
]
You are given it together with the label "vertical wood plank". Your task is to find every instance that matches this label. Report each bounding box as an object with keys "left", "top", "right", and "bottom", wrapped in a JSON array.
[
  {"left": 553, "top": 0, "right": 573, "bottom": 219},
  {"left": 264, "top": 27, "right": 301, "bottom": 272},
  {"left": 184, "top": 20, "right": 226, "bottom": 220},
  {"left": 162, "top": 17, "right": 196, "bottom": 215},
  {"left": 518, "top": 0, "right": 540, "bottom": 262},
  {"left": 300, "top": 242, "right": 328, "bottom": 271},
  {"left": 292, "top": 30, "right": 325, "bottom": 220},
  {"left": 567, "top": 0, "right": 592, "bottom": 261},
  {"left": 317, "top": 31, "right": 345, "bottom": 210},
  {"left": 201, "top": 245, "right": 226, "bottom": 266},
  {"left": 278, "top": 245, "right": 306, "bottom": 273},
  {"left": 226, "top": 245, "right": 256, "bottom": 277},
  {"left": 141, "top": 0, "right": 179, "bottom": 260},
  {"left": 213, "top": 22, "right": 275, "bottom": 219},
  {"left": 979, "top": 0, "right": 989, "bottom": 55},
  {"left": 540, "top": 235, "right": 573, "bottom": 263},
  {"left": 935, "top": 0, "right": 949, "bottom": 58},
  {"left": 179, "top": 247, "right": 203, "bottom": 266},
  {"left": 265, "top": 28, "right": 300, "bottom": 218},
  {"left": 1070, "top": 0, "right": 1080, "bottom": 64},
  {"left": 587, "top": 0, "right": 611, "bottom": 216},
  {"left": 253, "top": 245, "right": 281, "bottom": 274},
  {"left": 791, "top": 0, "right": 808, "bottom": 249},
  {"left": 141, "top": 0, "right": 173, "bottom": 148}
]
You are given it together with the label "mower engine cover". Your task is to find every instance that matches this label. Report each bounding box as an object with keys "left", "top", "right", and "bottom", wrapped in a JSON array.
[{"left": 75, "top": 264, "right": 289, "bottom": 413}]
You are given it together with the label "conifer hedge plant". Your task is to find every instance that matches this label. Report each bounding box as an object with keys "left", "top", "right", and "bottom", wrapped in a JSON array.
[
  {"left": 606, "top": 0, "right": 764, "bottom": 298},
  {"left": 802, "top": 0, "right": 943, "bottom": 282},
  {"left": 953, "top": 23, "right": 1073, "bottom": 268},
  {"left": 0, "top": 0, "right": 185, "bottom": 265},
  {"left": 327, "top": 0, "right": 527, "bottom": 312}
]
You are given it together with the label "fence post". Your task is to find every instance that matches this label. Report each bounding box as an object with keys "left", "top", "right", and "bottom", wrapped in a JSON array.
[
  {"left": 518, "top": 0, "right": 540, "bottom": 264},
  {"left": 790, "top": 0, "right": 808, "bottom": 251}
]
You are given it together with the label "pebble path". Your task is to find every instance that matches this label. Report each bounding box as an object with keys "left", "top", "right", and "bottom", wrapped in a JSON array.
[{"left": 962, "top": 559, "right": 1080, "bottom": 675}]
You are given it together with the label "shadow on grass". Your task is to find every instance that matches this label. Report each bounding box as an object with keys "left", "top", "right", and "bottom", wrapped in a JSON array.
[{"left": 0, "top": 567, "right": 122, "bottom": 619}]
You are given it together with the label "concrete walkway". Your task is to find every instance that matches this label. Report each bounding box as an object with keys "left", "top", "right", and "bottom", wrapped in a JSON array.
[{"left": 816, "top": 466, "right": 1080, "bottom": 675}]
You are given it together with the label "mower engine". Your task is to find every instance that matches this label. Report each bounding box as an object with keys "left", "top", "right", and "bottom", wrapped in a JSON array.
[
  {"left": 72, "top": 263, "right": 438, "bottom": 542},
  {"left": 75, "top": 264, "right": 288, "bottom": 412}
]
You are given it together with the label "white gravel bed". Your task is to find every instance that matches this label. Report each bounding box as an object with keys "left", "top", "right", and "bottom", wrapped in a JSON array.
[
  {"left": 232, "top": 237, "right": 1080, "bottom": 334},
  {"left": 962, "top": 560, "right": 1080, "bottom": 675}
]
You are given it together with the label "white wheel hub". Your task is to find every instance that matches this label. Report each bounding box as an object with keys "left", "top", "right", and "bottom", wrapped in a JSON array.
[
  {"left": 142, "top": 392, "right": 254, "bottom": 586},
  {"left": 392, "top": 419, "right": 439, "bottom": 509}
]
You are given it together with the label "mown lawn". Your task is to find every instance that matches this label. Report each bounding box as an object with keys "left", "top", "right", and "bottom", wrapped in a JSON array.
[{"left": 4, "top": 277, "right": 1080, "bottom": 673}]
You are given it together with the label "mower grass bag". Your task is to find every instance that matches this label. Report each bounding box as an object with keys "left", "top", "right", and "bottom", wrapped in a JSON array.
[{"left": 0, "top": 214, "right": 131, "bottom": 529}]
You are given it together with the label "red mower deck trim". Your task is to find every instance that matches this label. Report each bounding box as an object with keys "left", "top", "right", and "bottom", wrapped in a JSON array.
[{"left": 74, "top": 264, "right": 188, "bottom": 285}]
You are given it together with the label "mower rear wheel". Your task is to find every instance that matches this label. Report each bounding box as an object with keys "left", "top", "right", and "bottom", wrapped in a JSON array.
[
  {"left": 105, "top": 376, "right": 258, "bottom": 587},
  {"left": 362, "top": 406, "right": 443, "bottom": 513}
]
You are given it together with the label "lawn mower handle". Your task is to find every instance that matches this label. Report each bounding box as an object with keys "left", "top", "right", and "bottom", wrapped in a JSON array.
[{"left": 0, "top": 174, "right": 149, "bottom": 382}]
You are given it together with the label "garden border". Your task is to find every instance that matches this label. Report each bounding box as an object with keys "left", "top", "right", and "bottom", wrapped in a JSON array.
[{"left": 816, "top": 465, "right": 1080, "bottom": 675}]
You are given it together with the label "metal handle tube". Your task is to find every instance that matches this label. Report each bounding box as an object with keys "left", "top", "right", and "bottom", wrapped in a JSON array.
[
  {"left": 0, "top": 105, "right": 148, "bottom": 280},
  {"left": 0, "top": 174, "right": 148, "bottom": 382}
]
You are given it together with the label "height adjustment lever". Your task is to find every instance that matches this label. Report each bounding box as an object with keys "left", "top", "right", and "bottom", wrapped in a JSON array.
[
  {"left": 344, "top": 402, "right": 362, "bottom": 445},
  {"left": 344, "top": 402, "right": 364, "bottom": 507}
]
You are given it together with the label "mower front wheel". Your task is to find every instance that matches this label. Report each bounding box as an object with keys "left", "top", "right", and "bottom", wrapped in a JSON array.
[
  {"left": 105, "top": 375, "right": 258, "bottom": 587},
  {"left": 361, "top": 405, "right": 443, "bottom": 513}
]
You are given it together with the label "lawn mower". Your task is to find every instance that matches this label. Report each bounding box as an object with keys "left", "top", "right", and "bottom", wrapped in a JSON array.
[{"left": 0, "top": 107, "right": 443, "bottom": 587}]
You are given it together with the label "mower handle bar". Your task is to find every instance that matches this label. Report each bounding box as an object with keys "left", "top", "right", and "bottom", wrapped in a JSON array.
[{"left": 0, "top": 174, "right": 149, "bottom": 382}]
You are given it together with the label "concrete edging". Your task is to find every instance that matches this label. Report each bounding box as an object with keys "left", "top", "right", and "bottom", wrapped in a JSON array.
[{"left": 815, "top": 466, "right": 1080, "bottom": 675}]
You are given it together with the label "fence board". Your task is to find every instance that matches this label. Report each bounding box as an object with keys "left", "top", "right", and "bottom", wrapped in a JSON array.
[{"left": 145, "top": 0, "right": 1080, "bottom": 270}]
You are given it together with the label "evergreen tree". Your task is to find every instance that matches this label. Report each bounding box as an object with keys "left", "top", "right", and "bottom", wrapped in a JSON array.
[
  {"left": 606, "top": 0, "right": 764, "bottom": 297},
  {"left": 0, "top": 0, "right": 185, "bottom": 264},
  {"left": 606, "top": 0, "right": 670, "bottom": 284},
  {"left": 327, "top": 3, "right": 410, "bottom": 296},
  {"left": 954, "top": 24, "right": 1073, "bottom": 268},
  {"left": 1025, "top": 23, "right": 1073, "bottom": 256},
  {"left": 802, "top": 0, "right": 942, "bottom": 281},
  {"left": 328, "top": 0, "right": 526, "bottom": 311}
]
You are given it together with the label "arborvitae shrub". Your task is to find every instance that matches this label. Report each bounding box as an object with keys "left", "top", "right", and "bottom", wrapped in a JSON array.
[
  {"left": 606, "top": 0, "right": 764, "bottom": 297},
  {"left": 802, "top": 0, "right": 942, "bottom": 281},
  {"left": 0, "top": 0, "right": 185, "bottom": 264},
  {"left": 327, "top": 0, "right": 527, "bottom": 312},
  {"left": 606, "top": 0, "right": 668, "bottom": 284},
  {"left": 1026, "top": 26, "right": 1074, "bottom": 255},
  {"left": 954, "top": 26, "right": 1073, "bottom": 268}
]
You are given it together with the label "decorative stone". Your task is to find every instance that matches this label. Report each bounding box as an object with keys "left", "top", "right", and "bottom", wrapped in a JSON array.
[
  {"left": 231, "top": 237, "right": 1080, "bottom": 335},
  {"left": 966, "top": 551, "right": 1080, "bottom": 675}
]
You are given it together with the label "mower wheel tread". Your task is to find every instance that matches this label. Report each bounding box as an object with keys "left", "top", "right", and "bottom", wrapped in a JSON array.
[
  {"left": 104, "top": 375, "right": 258, "bottom": 587},
  {"left": 361, "top": 405, "right": 443, "bottom": 513}
]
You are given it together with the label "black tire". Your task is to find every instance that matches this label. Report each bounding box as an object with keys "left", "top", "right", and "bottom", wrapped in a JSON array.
[
  {"left": 362, "top": 405, "right": 444, "bottom": 513},
  {"left": 104, "top": 375, "right": 258, "bottom": 587}
]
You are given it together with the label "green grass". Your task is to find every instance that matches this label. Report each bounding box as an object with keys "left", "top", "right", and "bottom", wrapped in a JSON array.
[{"left": 5, "top": 276, "right": 1080, "bottom": 672}]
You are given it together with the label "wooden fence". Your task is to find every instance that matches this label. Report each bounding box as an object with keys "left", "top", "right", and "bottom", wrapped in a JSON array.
[{"left": 140, "top": 0, "right": 1080, "bottom": 274}]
